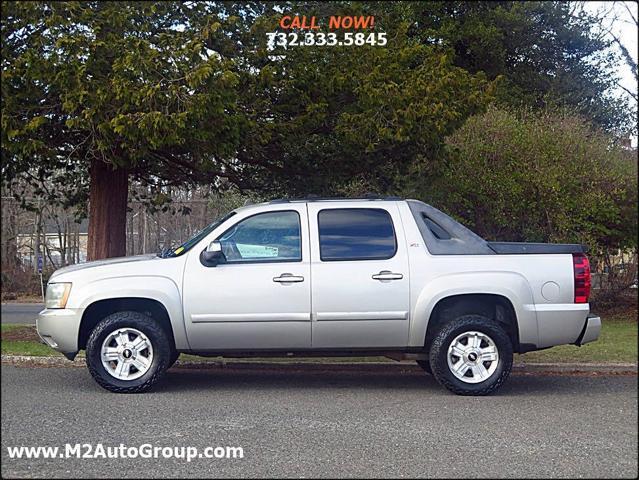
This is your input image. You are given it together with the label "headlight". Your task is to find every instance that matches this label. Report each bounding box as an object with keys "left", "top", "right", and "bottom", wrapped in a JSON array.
[{"left": 45, "top": 283, "right": 72, "bottom": 309}]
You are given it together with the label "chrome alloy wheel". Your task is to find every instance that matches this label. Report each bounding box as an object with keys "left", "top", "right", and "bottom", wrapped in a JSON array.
[
  {"left": 446, "top": 331, "right": 499, "bottom": 384},
  {"left": 100, "top": 328, "right": 154, "bottom": 381}
]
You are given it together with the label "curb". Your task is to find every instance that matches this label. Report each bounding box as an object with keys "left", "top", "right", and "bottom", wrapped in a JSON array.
[{"left": 2, "top": 354, "right": 636, "bottom": 375}]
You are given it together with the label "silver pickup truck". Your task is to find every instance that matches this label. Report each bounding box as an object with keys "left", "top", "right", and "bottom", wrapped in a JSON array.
[{"left": 37, "top": 197, "right": 600, "bottom": 395}]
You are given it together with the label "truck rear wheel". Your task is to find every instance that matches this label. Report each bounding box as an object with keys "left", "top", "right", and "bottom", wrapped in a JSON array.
[
  {"left": 86, "top": 311, "right": 171, "bottom": 393},
  {"left": 429, "top": 314, "right": 512, "bottom": 396}
]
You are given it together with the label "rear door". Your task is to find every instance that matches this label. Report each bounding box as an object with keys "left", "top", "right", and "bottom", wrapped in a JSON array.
[{"left": 307, "top": 202, "right": 410, "bottom": 348}]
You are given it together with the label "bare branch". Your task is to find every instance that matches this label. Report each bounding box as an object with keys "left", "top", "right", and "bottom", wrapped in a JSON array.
[
  {"left": 622, "top": 1, "right": 638, "bottom": 26},
  {"left": 617, "top": 82, "right": 638, "bottom": 101}
]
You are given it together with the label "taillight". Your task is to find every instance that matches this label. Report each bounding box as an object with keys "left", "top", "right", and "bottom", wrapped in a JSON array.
[{"left": 572, "top": 253, "right": 591, "bottom": 303}]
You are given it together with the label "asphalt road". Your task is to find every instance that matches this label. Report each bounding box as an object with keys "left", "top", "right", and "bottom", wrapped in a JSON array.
[
  {"left": 1, "top": 365, "right": 637, "bottom": 478},
  {"left": 1, "top": 303, "right": 43, "bottom": 324}
]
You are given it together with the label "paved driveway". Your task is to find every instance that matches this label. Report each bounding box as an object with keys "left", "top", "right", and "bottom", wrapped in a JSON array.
[{"left": 1, "top": 365, "right": 637, "bottom": 478}]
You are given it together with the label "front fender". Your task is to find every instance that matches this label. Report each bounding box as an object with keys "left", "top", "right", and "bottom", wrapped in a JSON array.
[
  {"left": 70, "top": 276, "right": 190, "bottom": 350},
  {"left": 410, "top": 271, "right": 538, "bottom": 348}
]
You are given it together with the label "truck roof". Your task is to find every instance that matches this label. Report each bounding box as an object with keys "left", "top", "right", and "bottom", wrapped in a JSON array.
[
  {"left": 268, "top": 195, "right": 403, "bottom": 203},
  {"left": 232, "top": 196, "right": 405, "bottom": 215}
]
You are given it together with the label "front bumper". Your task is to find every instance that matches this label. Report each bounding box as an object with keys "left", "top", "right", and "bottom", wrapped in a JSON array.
[
  {"left": 36, "top": 308, "right": 83, "bottom": 360},
  {"left": 574, "top": 315, "right": 601, "bottom": 346}
]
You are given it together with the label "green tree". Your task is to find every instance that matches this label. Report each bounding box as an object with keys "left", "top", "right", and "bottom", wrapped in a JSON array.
[
  {"left": 2, "top": 1, "right": 243, "bottom": 259},
  {"left": 235, "top": 3, "right": 492, "bottom": 196},
  {"left": 3, "top": 1, "right": 633, "bottom": 263},
  {"left": 413, "top": 106, "right": 637, "bottom": 253},
  {"left": 370, "top": 1, "right": 632, "bottom": 133},
  {"left": 235, "top": 0, "right": 632, "bottom": 194}
]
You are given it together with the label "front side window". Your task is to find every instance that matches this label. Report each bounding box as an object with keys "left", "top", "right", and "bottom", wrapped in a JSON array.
[
  {"left": 318, "top": 208, "right": 397, "bottom": 261},
  {"left": 217, "top": 211, "right": 301, "bottom": 263}
]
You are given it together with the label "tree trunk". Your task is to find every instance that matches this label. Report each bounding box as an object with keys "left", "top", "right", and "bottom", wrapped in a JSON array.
[
  {"left": 34, "top": 204, "right": 41, "bottom": 273},
  {"left": 143, "top": 209, "right": 148, "bottom": 254},
  {"left": 62, "top": 216, "right": 69, "bottom": 266},
  {"left": 75, "top": 225, "right": 81, "bottom": 263},
  {"left": 2, "top": 199, "right": 18, "bottom": 267},
  {"left": 87, "top": 159, "right": 128, "bottom": 260},
  {"left": 54, "top": 214, "right": 64, "bottom": 267},
  {"left": 137, "top": 205, "right": 144, "bottom": 255},
  {"left": 127, "top": 209, "right": 134, "bottom": 255}
]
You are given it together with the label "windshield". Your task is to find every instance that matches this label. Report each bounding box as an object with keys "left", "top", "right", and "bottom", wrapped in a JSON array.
[{"left": 161, "top": 211, "right": 237, "bottom": 258}]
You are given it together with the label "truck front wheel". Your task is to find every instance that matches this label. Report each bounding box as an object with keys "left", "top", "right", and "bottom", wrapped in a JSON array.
[
  {"left": 429, "top": 314, "right": 513, "bottom": 396},
  {"left": 86, "top": 311, "right": 172, "bottom": 393}
]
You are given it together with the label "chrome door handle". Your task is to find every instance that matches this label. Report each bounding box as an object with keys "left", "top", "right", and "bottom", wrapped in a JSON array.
[
  {"left": 372, "top": 270, "right": 403, "bottom": 281},
  {"left": 273, "top": 273, "right": 305, "bottom": 283}
]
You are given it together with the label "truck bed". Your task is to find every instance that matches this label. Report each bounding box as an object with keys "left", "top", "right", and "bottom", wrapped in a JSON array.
[
  {"left": 487, "top": 242, "right": 585, "bottom": 254},
  {"left": 406, "top": 200, "right": 586, "bottom": 256}
]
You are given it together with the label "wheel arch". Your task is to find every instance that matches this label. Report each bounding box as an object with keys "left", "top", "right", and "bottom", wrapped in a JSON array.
[
  {"left": 423, "top": 293, "right": 523, "bottom": 353},
  {"left": 410, "top": 271, "right": 538, "bottom": 351},
  {"left": 79, "top": 297, "right": 176, "bottom": 351},
  {"left": 72, "top": 275, "right": 190, "bottom": 351}
]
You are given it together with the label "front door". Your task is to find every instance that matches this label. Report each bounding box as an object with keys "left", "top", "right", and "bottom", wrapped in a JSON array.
[
  {"left": 182, "top": 206, "right": 311, "bottom": 350},
  {"left": 307, "top": 202, "right": 411, "bottom": 348}
]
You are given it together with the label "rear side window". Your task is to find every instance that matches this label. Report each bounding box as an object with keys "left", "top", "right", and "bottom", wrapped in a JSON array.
[
  {"left": 422, "top": 214, "right": 452, "bottom": 240},
  {"left": 318, "top": 208, "right": 397, "bottom": 261}
]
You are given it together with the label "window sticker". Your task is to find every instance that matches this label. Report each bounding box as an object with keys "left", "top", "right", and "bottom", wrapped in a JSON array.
[{"left": 236, "top": 244, "right": 279, "bottom": 258}]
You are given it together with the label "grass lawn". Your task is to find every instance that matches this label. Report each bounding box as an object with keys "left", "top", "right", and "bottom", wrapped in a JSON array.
[
  {"left": 0, "top": 324, "right": 27, "bottom": 333},
  {"left": 516, "top": 314, "right": 637, "bottom": 364},
  {"left": 1, "top": 340, "right": 67, "bottom": 357},
  {"left": 2, "top": 314, "right": 636, "bottom": 364},
  {"left": 1, "top": 323, "right": 68, "bottom": 357}
]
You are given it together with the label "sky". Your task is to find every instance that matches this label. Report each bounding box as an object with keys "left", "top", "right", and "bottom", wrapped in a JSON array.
[{"left": 582, "top": 1, "right": 638, "bottom": 144}]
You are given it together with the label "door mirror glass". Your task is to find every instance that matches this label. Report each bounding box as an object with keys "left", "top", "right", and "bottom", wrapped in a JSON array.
[
  {"left": 206, "top": 241, "right": 222, "bottom": 253},
  {"left": 200, "top": 241, "right": 224, "bottom": 267}
]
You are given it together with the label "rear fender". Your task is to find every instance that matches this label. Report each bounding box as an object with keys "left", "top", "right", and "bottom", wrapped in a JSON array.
[{"left": 410, "top": 272, "right": 537, "bottom": 348}]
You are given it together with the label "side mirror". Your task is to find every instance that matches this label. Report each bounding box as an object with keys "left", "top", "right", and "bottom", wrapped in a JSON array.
[{"left": 200, "top": 241, "right": 225, "bottom": 267}]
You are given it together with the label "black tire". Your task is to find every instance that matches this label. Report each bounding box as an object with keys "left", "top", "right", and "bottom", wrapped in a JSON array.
[
  {"left": 416, "top": 360, "right": 432, "bottom": 375},
  {"left": 86, "top": 311, "right": 171, "bottom": 393},
  {"left": 429, "top": 314, "right": 513, "bottom": 396}
]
